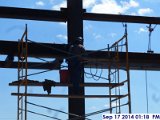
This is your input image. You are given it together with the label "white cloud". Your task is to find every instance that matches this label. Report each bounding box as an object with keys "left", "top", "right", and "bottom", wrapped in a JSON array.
[
  {"left": 138, "top": 8, "right": 153, "bottom": 16},
  {"left": 56, "top": 34, "right": 67, "bottom": 40},
  {"left": 137, "top": 27, "right": 147, "bottom": 34},
  {"left": 52, "top": 0, "right": 96, "bottom": 10},
  {"left": 52, "top": 1, "right": 67, "bottom": 10},
  {"left": 91, "top": 0, "right": 123, "bottom": 14},
  {"left": 121, "top": 0, "right": 139, "bottom": 8},
  {"left": 59, "top": 22, "right": 67, "bottom": 26},
  {"left": 129, "top": 0, "right": 139, "bottom": 7},
  {"left": 93, "top": 33, "right": 103, "bottom": 40},
  {"left": 83, "top": 0, "right": 96, "bottom": 8},
  {"left": 84, "top": 24, "right": 93, "bottom": 31},
  {"left": 91, "top": 0, "right": 139, "bottom": 14},
  {"left": 109, "top": 33, "right": 117, "bottom": 38},
  {"left": 35, "top": 1, "right": 45, "bottom": 7}
]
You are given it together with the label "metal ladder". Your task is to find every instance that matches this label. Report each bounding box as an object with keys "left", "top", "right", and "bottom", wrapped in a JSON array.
[
  {"left": 108, "top": 30, "right": 131, "bottom": 113},
  {"left": 17, "top": 25, "right": 28, "bottom": 120}
]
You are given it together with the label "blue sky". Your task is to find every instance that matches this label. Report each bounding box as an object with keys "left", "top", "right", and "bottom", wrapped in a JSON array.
[{"left": 0, "top": 0, "right": 160, "bottom": 120}]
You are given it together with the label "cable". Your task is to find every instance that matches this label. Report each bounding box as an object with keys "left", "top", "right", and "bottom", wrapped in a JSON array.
[
  {"left": 27, "top": 101, "right": 78, "bottom": 117},
  {"left": 27, "top": 101, "right": 91, "bottom": 120},
  {"left": 20, "top": 69, "right": 54, "bottom": 78},
  {"left": 69, "top": 108, "right": 111, "bottom": 120},
  {"left": 89, "top": 64, "right": 103, "bottom": 81},
  {"left": 84, "top": 71, "right": 109, "bottom": 81},
  {"left": 34, "top": 57, "right": 51, "bottom": 63},
  {"left": 20, "top": 109, "right": 61, "bottom": 120},
  {"left": 28, "top": 38, "right": 109, "bottom": 61},
  {"left": 20, "top": 31, "right": 127, "bottom": 80},
  {"left": 93, "top": 68, "right": 103, "bottom": 81},
  {"left": 21, "top": 64, "right": 67, "bottom": 77},
  {"left": 145, "top": 70, "right": 149, "bottom": 113},
  {"left": 27, "top": 34, "right": 127, "bottom": 67},
  {"left": 27, "top": 39, "right": 72, "bottom": 56}
]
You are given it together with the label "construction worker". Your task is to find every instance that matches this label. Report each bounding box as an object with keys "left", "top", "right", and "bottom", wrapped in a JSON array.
[{"left": 69, "top": 37, "right": 85, "bottom": 93}]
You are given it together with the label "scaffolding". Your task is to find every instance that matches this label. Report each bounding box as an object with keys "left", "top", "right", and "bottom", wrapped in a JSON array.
[
  {"left": 1, "top": 1, "right": 160, "bottom": 120},
  {"left": 8, "top": 23, "right": 132, "bottom": 119},
  {"left": 108, "top": 24, "right": 131, "bottom": 113},
  {"left": 17, "top": 25, "right": 28, "bottom": 120}
]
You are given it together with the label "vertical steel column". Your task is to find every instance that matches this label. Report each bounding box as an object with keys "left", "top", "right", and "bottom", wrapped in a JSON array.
[
  {"left": 125, "top": 24, "right": 132, "bottom": 113},
  {"left": 67, "top": 0, "right": 85, "bottom": 119}
]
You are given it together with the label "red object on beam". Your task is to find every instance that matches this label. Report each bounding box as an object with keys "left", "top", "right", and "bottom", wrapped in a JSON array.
[{"left": 60, "top": 69, "right": 69, "bottom": 83}]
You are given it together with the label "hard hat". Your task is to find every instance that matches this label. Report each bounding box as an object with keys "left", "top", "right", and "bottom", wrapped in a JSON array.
[{"left": 75, "top": 36, "right": 83, "bottom": 44}]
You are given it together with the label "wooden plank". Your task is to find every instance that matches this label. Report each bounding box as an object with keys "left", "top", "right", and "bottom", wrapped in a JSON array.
[
  {"left": 11, "top": 93, "right": 128, "bottom": 98},
  {"left": 9, "top": 82, "right": 124, "bottom": 87}
]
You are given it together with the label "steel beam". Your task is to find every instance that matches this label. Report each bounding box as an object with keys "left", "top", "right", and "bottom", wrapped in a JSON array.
[
  {"left": 1, "top": 7, "right": 160, "bottom": 24},
  {"left": 0, "top": 61, "right": 61, "bottom": 69},
  {"left": 67, "top": 0, "right": 85, "bottom": 119},
  {"left": 1, "top": 58, "right": 160, "bottom": 70},
  {"left": 1, "top": 41, "right": 160, "bottom": 70},
  {"left": 0, "top": 6, "right": 66, "bottom": 22},
  {"left": 0, "top": 40, "right": 67, "bottom": 58},
  {"left": 84, "top": 13, "right": 160, "bottom": 24}
]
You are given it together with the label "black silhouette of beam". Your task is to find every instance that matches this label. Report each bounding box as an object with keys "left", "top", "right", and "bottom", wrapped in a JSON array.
[
  {"left": 84, "top": 13, "right": 160, "bottom": 24},
  {"left": 1, "top": 7, "right": 160, "bottom": 24},
  {"left": 0, "top": 6, "right": 66, "bottom": 22},
  {"left": 0, "top": 40, "right": 160, "bottom": 70}
]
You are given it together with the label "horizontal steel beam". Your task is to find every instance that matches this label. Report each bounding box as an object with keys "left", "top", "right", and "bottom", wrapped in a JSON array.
[
  {"left": 0, "top": 7, "right": 160, "bottom": 24},
  {"left": 0, "top": 6, "right": 66, "bottom": 22},
  {"left": 84, "top": 13, "right": 160, "bottom": 24},
  {"left": 1, "top": 59, "right": 160, "bottom": 70},
  {"left": 0, "top": 40, "right": 67, "bottom": 58},
  {"left": 0, "top": 61, "right": 61, "bottom": 69},
  {"left": 1, "top": 40, "right": 160, "bottom": 70}
]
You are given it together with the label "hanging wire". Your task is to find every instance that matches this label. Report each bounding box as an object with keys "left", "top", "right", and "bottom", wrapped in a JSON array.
[
  {"left": 34, "top": 57, "right": 51, "bottom": 63},
  {"left": 27, "top": 101, "right": 78, "bottom": 117},
  {"left": 26, "top": 34, "right": 126, "bottom": 69},
  {"left": 27, "top": 39, "right": 72, "bottom": 56},
  {"left": 145, "top": 70, "right": 149, "bottom": 113},
  {"left": 20, "top": 109, "right": 61, "bottom": 120},
  {"left": 69, "top": 108, "right": 111, "bottom": 120},
  {"left": 27, "top": 38, "right": 120, "bottom": 62},
  {"left": 21, "top": 30, "right": 127, "bottom": 80},
  {"left": 84, "top": 71, "right": 109, "bottom": 81},
  {"left": 27, "top": 101, "right": 91, "bottom": 120},
  {"left": 89, "top": 64, "right": 103, "bottom": 81},
  {"left": 20, "top": 69, "right": 55, "bottom": 78},
  {"left": 84, "top": 34, "right": 127, "bottom": 82},
  {"left": 19, "top": 64, "right": 67, "bottom": 78}
]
